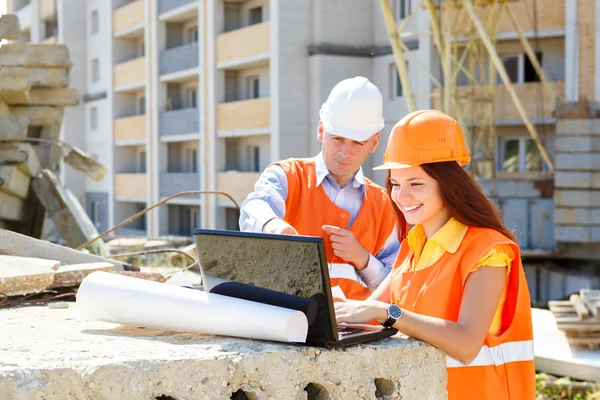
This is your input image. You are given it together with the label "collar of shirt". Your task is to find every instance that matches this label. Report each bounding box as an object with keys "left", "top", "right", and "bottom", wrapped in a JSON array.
[
  {"left": 315, "top": 152, "right": 365, "bottom": 189},
  {"left": 407, "top": 217, "right": 469, "bottom": 270}
]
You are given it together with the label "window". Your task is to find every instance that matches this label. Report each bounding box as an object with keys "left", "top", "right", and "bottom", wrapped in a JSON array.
[
  {"left": 91, "top": 10, "right": 99, "bottom": 34},
  {"left": 138, "top": 39, "right": 145, "bottom": 57},
  {"left": 497, "top": 137, "right": 544, "bottom": 173},
  {"left": 247, "top": 145, "right": 260, "bottom": 172},
  {"left": 394, "top": 0, "right": 412, "bottom": 20},
  {"left": 247, "top": 76, "right": 260, "bottom": 99},
  {"left": 137, "top": 204, "right": 147, "bottom": 231},
  {"left": 90, "top": 107, "right": 98, "bottom": 130},
  {"left": 138, "top": 96, "right": 146, "bottom": 115},
  {"left": 186, "top": 149, "right": 198, "bottom": 173},
  {"left": 389, "top": 63, "right": 406, "bottom": 99},
  {"left": 185, "top": 87, "right": 197, "bottom": 108},
  {"left": 190, "top": 207, "right": 199, "bottom": 230},
  {"left": 91, "top": 200, "right": 100, "bottom": 228},
  {"left": 249, "top": 6, "right": 263, "bottom": 25},
  {"left": 92, "top": 58, "right": 99, "bottom": 82},
  {"left": 186, "top": 26, "right": 198, "bottom": 43},
  {"left": 499, "top": 52, "right": 543, "bottom": 84},
  {"left": 44, "top": 19, "right": 57, "bottom": 38},
  {"left": 138, "top": 151, "right": 146, "bottom": 173}
]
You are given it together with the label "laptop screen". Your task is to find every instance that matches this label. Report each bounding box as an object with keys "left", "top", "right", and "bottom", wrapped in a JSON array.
[{"left": 193, "top": 229, "right": 336, "bottom": 345}]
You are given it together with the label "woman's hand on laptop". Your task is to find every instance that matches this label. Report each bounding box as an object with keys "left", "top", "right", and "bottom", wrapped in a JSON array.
[
  {"left": 262, "top": 218, "right": 298, "bottom": 235},
  {"left": 334, "top": 300, "right": 388, "bottom": 324}
]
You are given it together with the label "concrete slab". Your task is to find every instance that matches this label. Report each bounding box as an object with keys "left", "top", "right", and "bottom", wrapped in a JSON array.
[
  {"left": 0, "top": 255, "right": 60, "bottom": 296},
  {"left": 533, "top": 308, "right": 600, "bottom": 382},
  {"left": 0, "top": 306, "right": 446, "bottom": 400}
]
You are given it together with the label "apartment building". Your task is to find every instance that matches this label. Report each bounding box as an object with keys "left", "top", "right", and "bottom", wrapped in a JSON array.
[{"left": 7, "top": 0, "right": 597, "bottom": 253}]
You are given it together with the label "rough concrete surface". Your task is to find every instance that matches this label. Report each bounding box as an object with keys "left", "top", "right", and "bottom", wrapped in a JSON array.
[{"left": 0, "top": 306, "right": 447, "bottom": 400}]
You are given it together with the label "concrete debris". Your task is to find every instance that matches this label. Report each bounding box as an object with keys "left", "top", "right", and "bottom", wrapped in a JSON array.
[
  {"left": 0, "top": 17, "right": 109, "bottom": 255},
  {"left": 49, "top": 262, "right": 114, "bottom": 289},
  {"left": 0, "top": 14, "right": 20, "bottom": 40},
  {"left": 0, "top": 255, "right": 61, "bottom": 296},
  {"left": 0, "top": 229, "right": 127, "bottom": 271}
]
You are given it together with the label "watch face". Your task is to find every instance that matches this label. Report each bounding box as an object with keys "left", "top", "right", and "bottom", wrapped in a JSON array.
[{"left": 389, "top": 305, "right": 402, "bottom": 319}]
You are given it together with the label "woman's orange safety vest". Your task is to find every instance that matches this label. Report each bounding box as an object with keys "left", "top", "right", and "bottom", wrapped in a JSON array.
[
  {"left": 390, "top": 226, "right": 535, "bottom": 400},
  {"left": 276, "top": 158, "right": 397, "bottom": 300}
]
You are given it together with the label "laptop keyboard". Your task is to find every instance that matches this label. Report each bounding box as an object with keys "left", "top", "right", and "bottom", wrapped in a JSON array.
[{"left": 337, "top": 326, "right": 363, "bottom": 338}]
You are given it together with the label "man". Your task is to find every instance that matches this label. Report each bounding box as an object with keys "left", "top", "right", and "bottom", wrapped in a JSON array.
[{"left": 239, "top": 77, "right": 399, "bottom": 300}]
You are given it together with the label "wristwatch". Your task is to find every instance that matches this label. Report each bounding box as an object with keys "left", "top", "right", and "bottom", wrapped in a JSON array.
[{"left": 382, "top": 304, "right": 402, "bottom": 328}]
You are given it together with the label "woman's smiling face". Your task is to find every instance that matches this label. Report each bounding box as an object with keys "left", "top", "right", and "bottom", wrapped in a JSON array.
[{"left": 389, "top": 166, "right": 450, "bottom": 237}]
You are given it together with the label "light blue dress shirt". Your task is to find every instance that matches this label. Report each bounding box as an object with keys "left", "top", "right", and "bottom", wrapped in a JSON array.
[{"left": 239, "top": 153, "right": 400, "bottom": 290}]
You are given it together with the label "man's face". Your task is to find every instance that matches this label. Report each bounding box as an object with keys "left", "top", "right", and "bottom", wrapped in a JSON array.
[{"left": 317, "top": 122, "right": 380, "bottom": 183}]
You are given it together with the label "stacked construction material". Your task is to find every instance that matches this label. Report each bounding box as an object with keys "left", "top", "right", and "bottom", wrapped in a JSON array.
[
  {"left": 0, "top": 14, "right": 107, "bottom": 255},
  {"left": 548, "top": 289, "right": 600, "bottom": 350}
]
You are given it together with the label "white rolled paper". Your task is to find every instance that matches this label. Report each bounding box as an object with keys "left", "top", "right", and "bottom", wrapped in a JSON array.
[{"left": 76, "top": 271, "right": 308, "bottom": 343}]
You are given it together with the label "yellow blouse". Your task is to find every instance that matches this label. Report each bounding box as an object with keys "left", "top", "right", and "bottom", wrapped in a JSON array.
[{"left": 407, "top": 218, "right": 514, "bottom": 336}]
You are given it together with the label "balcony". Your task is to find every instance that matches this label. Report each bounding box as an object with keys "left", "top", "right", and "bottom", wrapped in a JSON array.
[
  {"left": 113, "top": 57, "right": 145, "bottom": 91},
  {"left": 115, "top": 173, "right": 147, "bottom": 200},
  {"left": 216, "top": 98, "right": 270, "bottom": 134},
  {"left": 114, "top": 115, "right": 147, "bottom": 144},
  {"left": 216, "top": 22, "right": 270, "bottom": 69},
  {"left": 431, "top": 81, "right": 564, "bottom": 122},
  {"left": 160, "top": 172, "right": 200, "bottom": 198},
  {"left": 39, "top": 0, "right": 56, "bottom": 19},
  {"left": 217, "top": 171, "right": 261, "bottom": 205},
  {"left": 159, "top": 108, "right": 199, "bottom": 139},
  {"left": 444, "top": 0, "right": 564, "bottom": 39},
  {"left": 158, "top": 0, "right": 196, "bottom": 17},
  {"left": 113, "top": 0, "right": 145, "bottom": 37},
  {"left": 159, "top": 43, "right": 199, "bottom": 76}
]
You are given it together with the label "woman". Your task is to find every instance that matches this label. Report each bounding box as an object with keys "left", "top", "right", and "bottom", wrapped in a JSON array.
[{"left": 335, "top": 110, "right": 535, "bottom": 399}]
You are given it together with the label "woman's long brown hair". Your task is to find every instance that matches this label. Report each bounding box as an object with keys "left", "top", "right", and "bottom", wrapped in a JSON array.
[{"left": 386, "top": 161, "right": 517, "bottom": 243}]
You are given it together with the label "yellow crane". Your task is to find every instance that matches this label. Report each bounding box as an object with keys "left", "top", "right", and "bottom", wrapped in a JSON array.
[{"left": 379, "top": 0, "right": 561, "bottom": 177}]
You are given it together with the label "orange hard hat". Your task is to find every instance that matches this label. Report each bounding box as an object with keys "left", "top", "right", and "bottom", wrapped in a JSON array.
[{"left": 374, "top": 110, "right": 470, "bottom": 170}]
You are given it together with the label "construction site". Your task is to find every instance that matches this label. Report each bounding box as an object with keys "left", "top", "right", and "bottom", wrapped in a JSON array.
[{"left": 0, "top": 0, "right": 599, "bottom": 399}]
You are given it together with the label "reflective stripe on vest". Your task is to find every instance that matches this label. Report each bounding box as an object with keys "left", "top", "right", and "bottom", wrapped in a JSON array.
[
  {"left": 447, "top": 340, "right": 534, "bottom": 368},
  {"left": 328, "top": 263, "right": 367, "bottom": 287}
]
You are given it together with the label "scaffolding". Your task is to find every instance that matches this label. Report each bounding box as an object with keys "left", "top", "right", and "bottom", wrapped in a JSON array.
[{"left": 380, "top": 0, "right": 562, "bottom": 178}]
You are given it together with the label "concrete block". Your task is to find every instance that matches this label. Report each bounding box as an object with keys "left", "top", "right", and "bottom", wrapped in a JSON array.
[
  {"left": 0, "top": 66, "right": 29, "bottom": 91},
  {"left": 555, "top": 153, "right": 600, "bottom": 170},
  {"left": 529, "top": 199, "right": 554, "bottom": 249},
  {"left": 0, "top": 14, "right": 20, "bottom": 40},
  {"left": 554, "top": 135, "right": 597, "bottom": 152},
  {"left": 27, "top": 68, "right": 69, "bottom": 88},
  {"left": 0, "top": 44, "right": 71, "bottom": 68},
  {"left": 476, "top": 178, "right": 517, "bottom": 197},
  {"left": 554, "top": 225, "right": 592, "bottom": 242},
  {"left": 554, "top": 190, "right": 600, "bottom": 207},
  {"left": 7, "top": 88, "right": 80, "bottom": 106},
  {"left": 0, "top": 191, "right": 25, "bottom": 222},
  {"left": 0, "top": 115, "right": 28, "bottom": 140},
  {"left": 515, "top": 181, "right": 541, "bottom": 198},
  {"left": 0, "top": 143, "right": 41, "bottom": 177},
  {"left": 554, "top": 207, "right": 600, "bottom": 225},
  {"left": 10, "top": 106, "right": 64, "bottom": 126},
  {"left": 555, "top": 172, "right": 594, "bottom": 189},
  {"left": 0, "top": 306, "right": 447, "bottom": 400},
  {"left": 0, "top": 165, "right": 30, "bottom": 199},
  {"left": 49, "top": 262, "right": 113, "bottom": 289},
  {"left": 556, "top": 119, "right": 600, "bottom": 135}
]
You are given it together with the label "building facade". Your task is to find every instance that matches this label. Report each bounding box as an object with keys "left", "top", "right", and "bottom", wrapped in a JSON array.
[{"left": 7, "top": 0, "right": 599, "bottom": 259}]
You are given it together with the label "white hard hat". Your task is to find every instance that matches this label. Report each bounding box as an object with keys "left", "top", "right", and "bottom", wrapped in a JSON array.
[{"left": 319, "top": 76, "right": 385, "bottom": 142}]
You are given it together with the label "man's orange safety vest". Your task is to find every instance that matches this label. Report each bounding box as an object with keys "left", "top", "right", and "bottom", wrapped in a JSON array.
[
  {"left": 390, "top": 226, "right": 535, "bottom": 400},
  {"left": 276, "top": 158, "right": 397, "bottom": 300}
]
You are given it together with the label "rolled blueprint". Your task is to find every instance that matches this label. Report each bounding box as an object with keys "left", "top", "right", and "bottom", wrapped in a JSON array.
[{"left": 76, "top": 271, "right": 308, "bottom": 343}]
